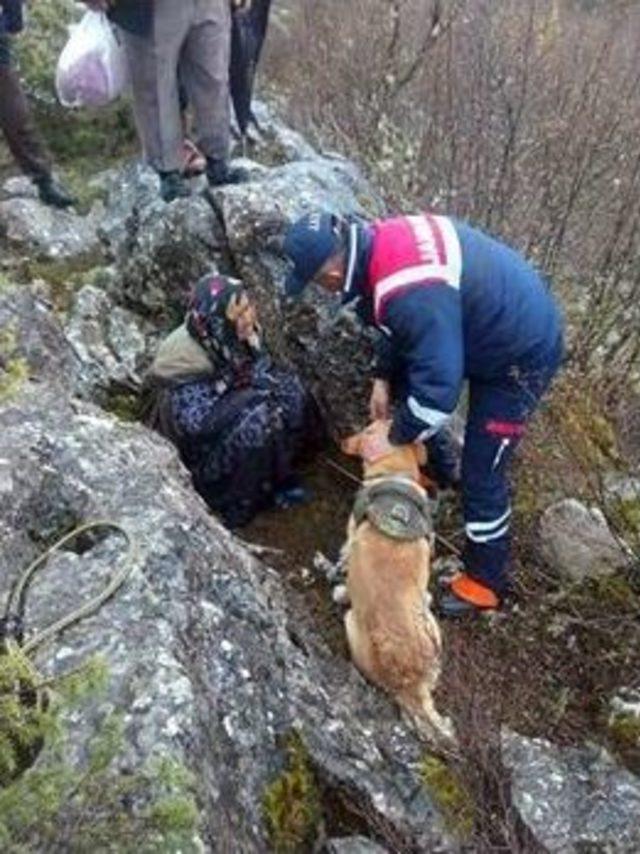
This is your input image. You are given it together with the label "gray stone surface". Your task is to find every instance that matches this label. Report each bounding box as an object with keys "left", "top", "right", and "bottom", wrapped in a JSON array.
[
  {"left": 604, "top": 472, "right": 640, "bottom": 504},
  {"left": 326, "top": 836, "right": 390, "bottom": 854},
  {"left": 96, "top": 153, "right": 387, "bottom": 435},
  {"left": 0, "top": 176, "right": 102, "bottom": 260},
  {"left": 212, "top": 155, "right": 385, "bottom": 434},
  {"left": 249, "top": 99, "right": 322, "bottom": 164},
  {"left": 0, "top": 287, "right": 455, "bottom": 851},
  {"left": 65, "top": 283, "right": 158, "bottom": 402},
  {"left": 0, "top": 175, "right": 38, "bottom": 200},
  {"left": 539, "top": 498, "right": 630, "bottom": 583},
  {"left": 0, "top": 283, "right": 77, "bottom": 392},
  {"left": 98, "top": 162, "right": 226, "bottom": 319},
  {"left": 502, "top": 729, "right": 640, "bottom": 853},
  {"left": 610, "top": 687, "right": 640, "bottom": 728}
]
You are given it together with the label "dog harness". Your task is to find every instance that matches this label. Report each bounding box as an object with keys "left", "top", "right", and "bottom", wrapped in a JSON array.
[{"left": 352, "top": 476, "right": 433, "bottom": 541}]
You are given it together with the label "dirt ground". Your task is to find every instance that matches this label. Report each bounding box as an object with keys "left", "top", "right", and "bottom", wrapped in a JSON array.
[{"left": 244, "top": 443, "right": 640, "bottom": 777}]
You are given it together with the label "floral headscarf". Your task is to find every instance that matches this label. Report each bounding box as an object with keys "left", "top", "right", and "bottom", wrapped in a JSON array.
[{"left": 186, "top": 275, "right": 261, "bottom": 387}]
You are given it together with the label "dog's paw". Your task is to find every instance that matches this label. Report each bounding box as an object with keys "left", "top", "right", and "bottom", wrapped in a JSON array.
[
  {"left": 437, "top": 714, "right": 457, "bottom": 746},
  {"left": 332, "top": 584, "right": 350, "bottom": 606}
]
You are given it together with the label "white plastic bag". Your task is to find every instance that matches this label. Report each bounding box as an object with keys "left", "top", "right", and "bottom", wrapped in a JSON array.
[{"left": 55, "top": 11, "right": 127, "bottom": 108}]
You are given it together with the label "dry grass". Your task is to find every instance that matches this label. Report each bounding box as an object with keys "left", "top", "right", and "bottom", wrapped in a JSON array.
[{"left": 264, "top": 0, "right": 640, "bottom": 380}]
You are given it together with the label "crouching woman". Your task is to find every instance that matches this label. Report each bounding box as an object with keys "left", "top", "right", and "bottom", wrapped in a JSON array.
[{"left": 146, "top": 274, "right": 320, "bottom": 527}]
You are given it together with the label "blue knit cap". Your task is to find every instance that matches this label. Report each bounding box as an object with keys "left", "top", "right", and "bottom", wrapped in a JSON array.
[{"left": 283, "top": 212, "right": 343, "bottom": 296}]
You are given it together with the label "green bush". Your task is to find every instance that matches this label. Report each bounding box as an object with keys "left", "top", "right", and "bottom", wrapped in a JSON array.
[{"left": 0, "top": 654, "right": 200, "bottom": 852}]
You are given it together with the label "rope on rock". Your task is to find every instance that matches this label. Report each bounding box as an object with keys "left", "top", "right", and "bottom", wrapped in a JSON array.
[
  {"left": 0, "top": 521, "right": 136, "bottom": 781},
  {"left": 1, "top": 520, "right": 136, "bottom": 660}
]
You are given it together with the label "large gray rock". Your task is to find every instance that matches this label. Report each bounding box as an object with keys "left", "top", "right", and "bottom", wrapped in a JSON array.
[
  {"left": 65, "top": 283, "right": 158, "bottom": 403},
  {"left": 0, "top": 177, "right": 102, "bottom": 261},
  {"left": 0, "top": 287, "right": 455, "bottom": 851},
  {"left": 95, "top": 153, "right": 386, "bottom": 435},
  {"left": 502, "top": 729, "right": 640, "bottom": 853},
  {"left": 212, "top": 156, "right": 386, "bottom": 434},
  {"left": 0, "top": 283, "right": 77, "bottom": 394},
  {"left": 326, "top": 836, "right": 390, "bottom": 854},
  {"left": 539, "top": 498, "right": 630, "bottom": 583},
  {"left": 98, "top": 163, "right": 226, "bottom": 319},
  {"left": 610, "top": 687, "right": 640, "bottom": 724},
  {"left": 249, "top": 99, "right": 322, "bottom": 164}
]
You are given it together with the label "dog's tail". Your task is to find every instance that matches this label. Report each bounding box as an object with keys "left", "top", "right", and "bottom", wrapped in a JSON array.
[{"left": 396, "top": 682, "right": 456, "bottom": 748}]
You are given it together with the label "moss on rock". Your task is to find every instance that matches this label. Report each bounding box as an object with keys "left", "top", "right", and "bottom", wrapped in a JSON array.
[
  {"left": 263, "top": 731, "right": 321, "bottom": 852},
  {"left": 609, "top": 714, "right": 640, "bottom": 751},
  {"left": 419, "top": 755, "right": 475, "bottom": 840},
  {"left": 0, "top": 657, "right": 200, "bottom": 852},
  {"left": 0, "top": 326, "right": 29, "bottom": 402}
]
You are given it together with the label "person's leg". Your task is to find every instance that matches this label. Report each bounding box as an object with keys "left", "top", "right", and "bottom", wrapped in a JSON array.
[
  {"left": 439, "top": 343, "right": 563, "bottom": 616},
  {"left": 181, "top": 0, "right": 245, "bottom": 185},
  {"left": 459, "top": 380, "right": 521, "bottom": 598},
  {"left": 0, "top": 34, "right": 74, "bottom": 207},
  {"left": 119, "top": 0, "right": 193, "bottom": 198}
]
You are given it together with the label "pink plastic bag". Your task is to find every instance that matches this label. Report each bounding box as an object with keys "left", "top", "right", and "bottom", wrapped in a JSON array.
[{"left": 55, "top": 11, "right": 127, "bottom": 108}]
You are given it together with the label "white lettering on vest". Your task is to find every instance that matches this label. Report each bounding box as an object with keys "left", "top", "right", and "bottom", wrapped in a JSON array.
[{"left": 407, "top": 215, "right": 440, "bottom": 265}]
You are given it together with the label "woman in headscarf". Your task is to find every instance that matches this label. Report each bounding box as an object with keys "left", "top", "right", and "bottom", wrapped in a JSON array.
[{"left": 146, "top": 274, "right": 321, "bottom": 527}]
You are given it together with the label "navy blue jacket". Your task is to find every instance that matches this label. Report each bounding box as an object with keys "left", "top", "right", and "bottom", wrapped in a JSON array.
[
  {"left": 343, "top": 216, "right": 563, "bottom": 444},
  {"left": 0, "top": 0, "right": 23, "bottom": 35},
  {"left": 108, "top": 0, "right": 152, "bottom": 37}
]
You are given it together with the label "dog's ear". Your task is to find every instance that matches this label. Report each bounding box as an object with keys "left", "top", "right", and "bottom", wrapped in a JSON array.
[
  {"left": 414, "top": 442, "right": 427, "bottom": 467},
  {"left": 341, "top": 432, "right": 363, "bottom": 457}
]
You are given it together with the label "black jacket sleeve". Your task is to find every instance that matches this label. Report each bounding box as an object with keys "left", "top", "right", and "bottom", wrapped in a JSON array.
[
  {"left": 1, "top": 0, "right": 23, "bottom": 34},
  {"left": 108, "top": 0, "right": 153, "bottom": 37}
]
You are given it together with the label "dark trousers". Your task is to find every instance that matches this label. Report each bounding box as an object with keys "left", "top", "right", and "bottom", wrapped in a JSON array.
[
  {"left": 461, "top": 337, "right": 563, "bottom": 596},
  {"left": 0, "top": 34, "right": 50, "bottom": 181}
]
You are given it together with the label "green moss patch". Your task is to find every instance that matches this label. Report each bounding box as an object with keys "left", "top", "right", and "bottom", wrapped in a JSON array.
[
  {"left": 0, "top": 655, "right": 200, "bottom": 851},
  {"left": 419, "top": 755, "right": 475, "bottom": 841},
  {"left": 263, "top": 732, "right": 321, "bottom": 852},
  {"left": 0, "top": 327, "right": 29, "bottom": 402}
]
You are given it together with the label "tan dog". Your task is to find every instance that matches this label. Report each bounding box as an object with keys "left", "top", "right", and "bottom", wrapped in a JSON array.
[{"left": 340, "top": 420, "right": 453, "bottom": 744}]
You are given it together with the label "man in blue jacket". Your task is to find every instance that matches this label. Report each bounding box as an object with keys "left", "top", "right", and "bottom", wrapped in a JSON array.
[
  {"left": 0, "top": 0, "right": 75, "bottom": 207},
  {"left": 283, "top": 211, "right": 564, "bottom": 617}
]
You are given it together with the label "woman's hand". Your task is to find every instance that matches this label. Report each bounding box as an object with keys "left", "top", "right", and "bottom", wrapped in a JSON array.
[{"left": 369, "top": 379, "right": 391, "bottom": 421}]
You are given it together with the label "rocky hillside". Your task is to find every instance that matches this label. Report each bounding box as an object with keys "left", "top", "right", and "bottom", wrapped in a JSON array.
[{"left": 1, "top": 104, "right": 640, "bottom": 852}]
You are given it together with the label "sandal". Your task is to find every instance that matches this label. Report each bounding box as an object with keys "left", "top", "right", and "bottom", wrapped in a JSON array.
[{"left": 181, "top": 139, "right": 206, "bottom": 177}]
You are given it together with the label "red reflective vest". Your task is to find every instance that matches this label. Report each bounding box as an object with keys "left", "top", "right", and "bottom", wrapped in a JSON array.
[{"left": 366, "top": 214, "right": 462, "bottom": 325}]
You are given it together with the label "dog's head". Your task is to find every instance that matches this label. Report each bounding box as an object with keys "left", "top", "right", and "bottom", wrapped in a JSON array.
[{"left": 341, "top": 420, "right": 426, "bottom": 479}]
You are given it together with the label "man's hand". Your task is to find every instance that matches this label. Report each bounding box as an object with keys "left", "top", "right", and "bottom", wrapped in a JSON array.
[
  {"left": 361, "top": 419, "right": 394, "bottom": 463},
  {"left": 369, "top": 378, "right": 391, "bottom": 421},
  {"left": 231, "top": 0, "right": 253, "bottom": 11}
]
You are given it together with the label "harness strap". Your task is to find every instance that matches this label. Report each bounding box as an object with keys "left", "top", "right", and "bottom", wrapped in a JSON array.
[{"left": 353, "top": 477, "right": 433, "bottom": 541}]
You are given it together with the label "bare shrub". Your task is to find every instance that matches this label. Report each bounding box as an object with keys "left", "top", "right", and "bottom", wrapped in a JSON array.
[{"left": 264, "top": 0, "right": 640, "bottom": 380}]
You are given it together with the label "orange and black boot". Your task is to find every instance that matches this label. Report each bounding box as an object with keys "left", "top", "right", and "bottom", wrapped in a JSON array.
[{"left": 437, "top": 572, "right": 500, "bottom": 618}]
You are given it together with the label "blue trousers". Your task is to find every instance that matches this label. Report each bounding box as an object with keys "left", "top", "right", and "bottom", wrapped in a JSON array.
[{"left": 459, "top": 338, "right": 563, "bottom": 596}]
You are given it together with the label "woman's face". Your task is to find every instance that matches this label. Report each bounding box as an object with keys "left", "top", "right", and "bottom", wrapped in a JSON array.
[{"left": 227, "top": 292, "right": 259, "bottom": 343}]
